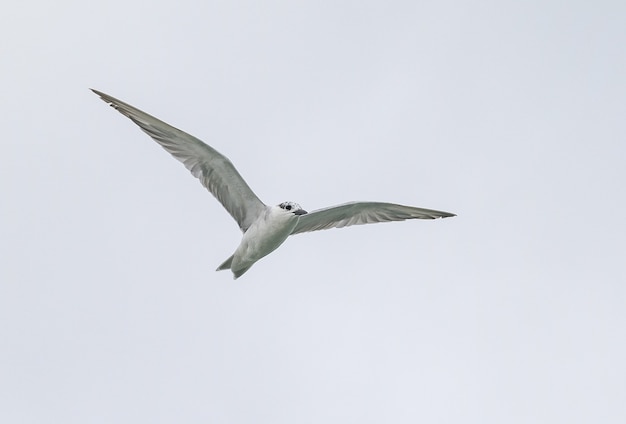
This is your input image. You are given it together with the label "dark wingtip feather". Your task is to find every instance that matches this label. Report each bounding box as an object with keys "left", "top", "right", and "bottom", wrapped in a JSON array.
[{"left": 90, "top": 88, "right": 105, "bottom": 98}]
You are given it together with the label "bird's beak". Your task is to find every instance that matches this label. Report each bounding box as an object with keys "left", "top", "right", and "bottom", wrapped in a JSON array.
[{"left": 294, "top": 209, "right": 308, "bottom": 215}]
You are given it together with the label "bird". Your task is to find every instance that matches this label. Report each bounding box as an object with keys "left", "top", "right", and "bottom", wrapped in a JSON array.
[{"left": 92, "top": 89, "right": 455, "bottom": 279}]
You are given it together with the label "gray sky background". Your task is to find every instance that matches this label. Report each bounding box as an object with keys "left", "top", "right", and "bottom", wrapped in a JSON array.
[{"left": 1, "top": 1, "right": 625, "bottom": 423}]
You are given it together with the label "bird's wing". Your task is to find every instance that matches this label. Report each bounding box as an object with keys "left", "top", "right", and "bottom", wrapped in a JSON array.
[
  {"left": 92, "top": 89, "right": 266, "bottom": 232},
  {"left": 291, "top": 201, "right": 455, "bottom": 234}
]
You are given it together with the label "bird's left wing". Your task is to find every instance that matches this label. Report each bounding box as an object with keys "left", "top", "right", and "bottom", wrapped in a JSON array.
[
  {"left": 291, "top": 201, "right": 455, "bottom": 234},
  {"left": 92, "top": 89, "right": 267, "bottom": 232}
]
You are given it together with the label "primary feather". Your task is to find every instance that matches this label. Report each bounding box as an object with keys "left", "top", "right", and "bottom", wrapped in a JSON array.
[
  {"left": 91, "top": 89, "right": 266, "bottom": 232},
  {"left": 292, "top": 202, "right": 455, "bottom": 234}
]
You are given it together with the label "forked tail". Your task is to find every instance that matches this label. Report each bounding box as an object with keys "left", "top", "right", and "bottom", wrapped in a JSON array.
[
  {"left": 216, "top": 254, "right": 234, "bottom": 271},
  {"left": 216, "top": 254, "right": 254, "bottom": 279}
]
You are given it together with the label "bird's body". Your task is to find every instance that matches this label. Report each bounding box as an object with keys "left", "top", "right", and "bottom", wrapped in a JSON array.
[
  {"left": 92, "top": 89, "right": 455, "bottom": 279},
  {"left": 218, "top": 204, "right": 305, "bottom": 278}
]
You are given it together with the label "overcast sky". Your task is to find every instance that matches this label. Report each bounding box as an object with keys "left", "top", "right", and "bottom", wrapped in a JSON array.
[{"left": 1, "top": 1, "right": 625, "bottom": 423}]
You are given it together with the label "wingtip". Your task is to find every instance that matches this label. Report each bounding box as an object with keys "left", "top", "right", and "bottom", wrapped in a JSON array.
[
  {"left": 90, "top": 88, "right": 109, "bottom": 103},
  {"left": 432, "top": 211, "right": 456, "bottom": 219},
  {"left": 90, "top": 89, "right": 123, "bottom": 111}
]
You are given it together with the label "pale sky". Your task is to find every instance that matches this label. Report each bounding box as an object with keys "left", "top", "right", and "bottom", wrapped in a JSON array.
[{"left": 1, "top": 1, "right": 625, "bottom": 423}]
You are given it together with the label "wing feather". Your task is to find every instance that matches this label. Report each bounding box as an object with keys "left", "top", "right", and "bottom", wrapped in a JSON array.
[
  {"left": 291, "top": 202, "right": 455, "bottom": 234},
  {"left": 92, "top": 89, "right": 266, "bottom": 232}
]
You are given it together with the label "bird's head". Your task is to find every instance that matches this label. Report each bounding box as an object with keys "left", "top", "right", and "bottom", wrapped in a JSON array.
[{"left": 278, "top": 201, "right": 307, "bottom": 215}]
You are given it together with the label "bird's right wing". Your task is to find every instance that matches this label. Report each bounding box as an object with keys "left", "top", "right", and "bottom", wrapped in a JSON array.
[
  {"left": 291, "top": 201, "right": 455, "bottom": 234},
  {"left": 92, "top": 89, "right": 266, "bottom": 233}
]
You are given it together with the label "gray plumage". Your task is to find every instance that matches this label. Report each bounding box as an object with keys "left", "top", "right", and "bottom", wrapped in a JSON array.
[{"left": 92, "top": 89, "right": 455, "bottom": 278}]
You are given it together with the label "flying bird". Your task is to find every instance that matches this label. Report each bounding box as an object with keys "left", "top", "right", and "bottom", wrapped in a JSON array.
[{"left": 92, "top": 89, "right": 455, "bottom": 279}]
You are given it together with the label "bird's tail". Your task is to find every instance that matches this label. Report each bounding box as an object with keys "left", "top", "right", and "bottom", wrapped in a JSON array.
[
  {"left": 216, "top": 254, "right": 234, "bottom": 271},
  {"left": 216, "top": 254, "right": 254, "bottom": 279}
]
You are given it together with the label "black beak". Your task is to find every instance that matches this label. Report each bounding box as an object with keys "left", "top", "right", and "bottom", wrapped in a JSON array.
[{"left": 294, "top": 209, "right": 308, "bottom": 215}]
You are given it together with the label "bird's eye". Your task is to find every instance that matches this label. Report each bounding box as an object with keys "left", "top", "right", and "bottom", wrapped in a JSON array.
[{"left": 286, "top": 205, "right": 292, "bottom": 211}]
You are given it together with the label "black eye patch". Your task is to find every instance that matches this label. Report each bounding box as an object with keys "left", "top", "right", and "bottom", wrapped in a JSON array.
[{"left": 286, "top": 205, "right": 292, "bottom": 210}]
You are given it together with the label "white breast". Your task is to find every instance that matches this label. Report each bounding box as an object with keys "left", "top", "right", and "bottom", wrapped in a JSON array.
[{"left": 230, "top": 207, "right": 299, "bottom": 273}]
